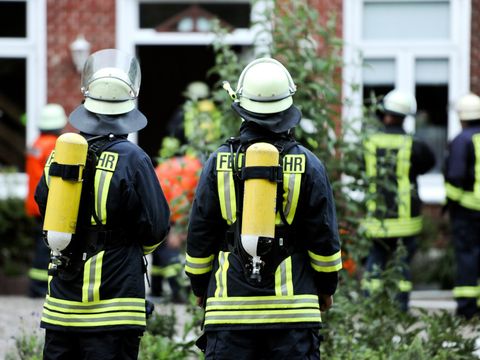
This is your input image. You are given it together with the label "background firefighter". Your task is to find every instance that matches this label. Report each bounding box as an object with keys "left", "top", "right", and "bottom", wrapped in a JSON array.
[
  {"left": 25, "top": 104, "right": 67, "bottom": 298},
  {"left": 185, "top": 57, "right": 342, "bottom": 359},
  {"left": 34, "top": 49, "right": 170, "bottom": 360}
]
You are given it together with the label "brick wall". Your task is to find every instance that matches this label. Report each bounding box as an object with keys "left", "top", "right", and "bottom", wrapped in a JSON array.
[
  {"left": 47, "top": 0, "right": 116, "bottom": 117},
  {"left": 471, "top": 0, "right": 480, "bottom": 95}
]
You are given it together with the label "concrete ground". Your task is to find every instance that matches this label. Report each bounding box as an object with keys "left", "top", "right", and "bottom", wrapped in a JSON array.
[{"left": 0, "top": 291, "right": 478, "bottom": 359}]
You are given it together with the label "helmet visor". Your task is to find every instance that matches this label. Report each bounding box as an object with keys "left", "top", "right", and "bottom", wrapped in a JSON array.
[{"left": 81, "top": 49, "right": 141, "bottom": 98}]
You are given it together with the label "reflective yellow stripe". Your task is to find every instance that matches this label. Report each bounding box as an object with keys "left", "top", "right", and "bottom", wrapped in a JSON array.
[
  {"left": 361, "top": 216, "right": 423, "bottom": 237},
  {"left": 275, "top": 257, "right": 293, "bottom": 296},
  {"left": 44, "top": 296, "right": 146, "bottom": 313},
  {"left": 361, "top": 278, "right": 383, "bottom": 292},
  {"left": 185, "top": 254, "right": 214, "bottom": 275},
  {"left": 204, "top": 308, "right": 321, "bottom": 325},
  {"left": 217, "top": 170, "right": 236, "bottom": 225},
  {"left": 44, "top": 150, "right": 55, "bottom": 188},
  {"left": 308, "top": 250, "right": 342, "bottom": 273},
  {"left": 214, "top": 251, "right": 229, "bottom": 298},
  {"left": 42, "top": 308, "right": 145, "bottom": 327},
  {"left": 143, "top": 242, "right": 161, "bottom": 255},
  {"left": 445, "top": 182, "right": 463, "bottom": 201},
  {"left": 151, "top": 263, "right": 182, "bottom": 278},
  {"left": 47, "top": 263, "right": 53, "bottom": 295},
  {"left": 206, "top": 294, "right": 319, "bottom": 309},
  {"left": 473, "top": 134, "right": 480, "bottom": 195},
  {"left": 396, "top": 137, "right": 412, "bottom": 218},
  {"left": 398, "top": 280, "right": 412, "bottom": 292},
  {"left": 29, "top": 268, "right": 49, "bottom": 282},
  {"left": 453, "top": 286, "right": 480, "bottom": 298},
  {"left": 91, "top": 152, "right": 118, "bottom": 225},
  {"left": 363, "top": 134, "right": 413, "bottom": 218},
  {"left": 459, "top": 192, "right": 480, "bottom": 210},
  {"left": 82, "top": 251, "right": 104, "bottom": 302}
]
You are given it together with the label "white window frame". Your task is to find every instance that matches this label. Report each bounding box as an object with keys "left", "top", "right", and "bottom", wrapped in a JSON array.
[
  {"left": 342, "top": 0, "right": 471, "bottom": 204},
  {"left": 0, "top": 0, "right": 46, "bottom": 198}
]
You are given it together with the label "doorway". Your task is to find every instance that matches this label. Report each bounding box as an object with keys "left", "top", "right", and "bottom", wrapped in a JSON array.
[{"left": 136, "top": 45, "right": 218, "bottom": 163}]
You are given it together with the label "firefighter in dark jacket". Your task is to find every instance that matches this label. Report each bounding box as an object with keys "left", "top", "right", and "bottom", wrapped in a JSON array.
[
  {"left": 34, "top": 49, "right": 170, "bottom": 360},
  {"left": 445, "top": 92, "right": 480, "bottom": 319},
  {"left": 185, "top": 57, "right": 342, "bottom": 360},
  {"left": 361, "top": 89, "right": 435, "bottom": 311}
]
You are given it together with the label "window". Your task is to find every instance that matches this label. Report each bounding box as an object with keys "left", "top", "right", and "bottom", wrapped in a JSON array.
[
  {"left": 0, "top": 1, "right": 27, "bottom": 38},
  {"left": 363, "top": 58, "right": 395, "bottom": 106},
  {"left": 362, "top": 0, "right": 450, "bottom": 40},
  {"left": 415, "top": 59, "right": 449, "bottom": 173}
]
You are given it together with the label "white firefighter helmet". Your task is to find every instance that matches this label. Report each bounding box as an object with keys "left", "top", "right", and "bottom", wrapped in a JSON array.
[
  {"left": 38, "top": 103, "right": 67, "bottom": 131},
  {"left": 81, "top": 49, "right": 141, "bottom": 115},
  {"left": 382, "top": 90, "right": 417, "bottom": 117},
  {"left": 456, "top": 93, "right": 480, "bottom": 121},
  {"left": 236, "top": 57, "right": 296, "bottom": 114},
  {"left": 185, "top": 81, "right": 210, "bottom": 101}
]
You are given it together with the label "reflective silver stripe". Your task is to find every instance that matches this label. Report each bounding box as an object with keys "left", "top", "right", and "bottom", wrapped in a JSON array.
[
  {"left": 284, "top": 173, "right": 296, "bottom": 219},
  {"left": 185, "top": 261, "right": 211, "bottom": 269},
  {"left": 96, "top": 170, "right": 108, "bottom": 223},
  {"left": 207, "top": 298, "right": 319, "bottom": 307},
  {"left": 215, "top": 252, "right": 229, "bottom": 298},
  {"left": 42, "top": 312, "right": 145, "bottom": 324},
  {"left": 45, "top": 300, "right": 145, "bottom": 312},
  {"left": 224, "top": 172, "right": 233, "bottom": 223},
  {"left": 310, "top": 257, "right": 342, "bottom": 269},
  {"left": 280, "top": 261, "right": 288, "bottom": 296},
  {"left": 88, "top": 255, "right": 97, "bottom": 302},
  {"left": 205, "top": 311, "right": 320, "bottom": 322}
]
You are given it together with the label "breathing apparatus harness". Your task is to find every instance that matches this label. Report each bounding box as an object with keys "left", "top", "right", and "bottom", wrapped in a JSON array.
[
  {"left": 225, "top": 135, "right": 299, "bottom": 284},
  {"left": 47, "top": 133, "right": 128, "bottom": 279}
]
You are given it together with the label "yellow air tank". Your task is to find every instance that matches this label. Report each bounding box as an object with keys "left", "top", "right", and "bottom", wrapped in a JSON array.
[
  {"left": 241, "top": 142, "right": 279, "bottom": 279},
  {"left": 43, "top": 133, "right": 88, "bottom": 256}
]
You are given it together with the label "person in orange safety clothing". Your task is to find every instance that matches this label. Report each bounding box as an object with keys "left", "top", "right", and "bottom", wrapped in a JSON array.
[{"left": 26, "top": 103, "right": 67, "bottom": 297}]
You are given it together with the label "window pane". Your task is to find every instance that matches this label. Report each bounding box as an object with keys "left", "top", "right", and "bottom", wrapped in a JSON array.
[
  {"left": 139, "top": 2, "right": 251, "bottom": 30},
  {"left": 0, "top": 1, "right": 26, "bottom": 38},
  {"left": 415, "top": 59, "right": 449, "bottom": 173},
  {"left": 363, "top": 1, "right": 450, "bottom": 40},
  {"left": 363, "top": 59, "right": 396, "bottom": 85},
  {"left": 0, "top": 58, "right": 26, "bottom": 171}
]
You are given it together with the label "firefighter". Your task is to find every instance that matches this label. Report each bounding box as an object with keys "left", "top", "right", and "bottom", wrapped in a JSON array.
[
  {"left": 152, "top": 155, "right": 202, "bottom": 303},
  {"left": 445, "top": 93, "right": 480, "bottom": 319},
  {"left": 151, "top": 81, "right": 220, "bottom": 302},
  {"left": 361, "top": 89, "right": 435, "bottom": 311},
  {"left": 185, "top": 57, "right": 342, "bottom": 359},
  {"left": 26, "top": 104, "right": 67, "bottom": 297},
  {"left": 34, "top": 49, "right": 170, "bottom": 360}
]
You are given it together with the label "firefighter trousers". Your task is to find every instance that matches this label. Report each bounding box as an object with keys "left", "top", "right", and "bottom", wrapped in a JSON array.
[
  {"left": 451, "top": 215, "right": 480, "bottom": 319},
  {"left": 205, "top": 328, "right": 321, "bottom": 360},
  {"left": 43, "top": 329, "right": 142, "bottom": 360}
]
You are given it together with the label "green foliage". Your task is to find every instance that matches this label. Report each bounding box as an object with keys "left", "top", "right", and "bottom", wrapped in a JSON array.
[
  {"left": 0, "top": 197, "right": 35, "bottom": 275},
  {"left": 5, "top": 331, "right": 44, "bottom": 360},
  {"left": 139, "top": 332, "right": 197, "bottom": 360}
]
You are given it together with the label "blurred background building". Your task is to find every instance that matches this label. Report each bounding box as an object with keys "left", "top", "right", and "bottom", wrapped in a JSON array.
[{"left": 0, "top": 0, "right": 476, "bottom": 207}]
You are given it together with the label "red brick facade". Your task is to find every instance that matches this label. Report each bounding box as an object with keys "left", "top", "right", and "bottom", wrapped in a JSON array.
[
  {"left": 471, "top": 0, "right": 480, "bottom": 95},
  {"left": 47, "top": 0, "right": 116, "bottom": 116}
]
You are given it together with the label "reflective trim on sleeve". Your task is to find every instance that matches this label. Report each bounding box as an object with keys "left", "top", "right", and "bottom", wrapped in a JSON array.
[
  {"left": 275, "top": 257, "right": 293, "bottom": 296},
  {"left": 185, "top": 253, "right": 214, "bottom": 275},
  {"left": 445, "top": 182, "right": 463, "bottom": 201},
  {"left": 308, "top": 250, "right": 342, "bottom": 273},
  {"left": 214, "top": 251, "right": 230, "bottom": 298},
  {"left": 361, "top": 216, "right": 423, "bottom": 237},
  {"left": 91, "top": 152, "right": 118, "bottom": 225},
  {"left": 398, "top": 280, "right": 412, "bottom": 293},
  {"left": 29, "top": 268, "right": 49, "bottom": 282},
  {"left": 82, "top": 251, "right": 104, "bottom": 303},
  {"left": 151, "top": 263, "right": 182, "bottom": 278},
  {"left": 453, "top": 286, "right": 480, "bottom": 298},
  {"left": 143, "top": 242, "right": 161, "bottom": 255}
]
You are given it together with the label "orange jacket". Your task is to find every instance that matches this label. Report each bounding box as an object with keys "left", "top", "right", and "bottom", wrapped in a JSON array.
[
  {"left": 25, "top": 133, "right": 58, "bottom": 217},
  {"left": 155, "top": 155, "right": 202, "bottom": 225}
]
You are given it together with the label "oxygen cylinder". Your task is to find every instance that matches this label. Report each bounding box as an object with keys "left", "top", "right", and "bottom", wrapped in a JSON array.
[
  {"left": 241, "top": 142, "right": 279, "bottom": 280},
  {"left": 43, "top": 133, "right": 88, "bottom": 256}
]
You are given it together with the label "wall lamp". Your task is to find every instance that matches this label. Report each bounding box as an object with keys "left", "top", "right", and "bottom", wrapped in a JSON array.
[{"left": 70, "top": 35, "right": 91, "bottom": 73}]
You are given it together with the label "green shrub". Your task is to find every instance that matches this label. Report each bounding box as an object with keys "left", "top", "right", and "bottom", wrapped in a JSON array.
[
  {"left": 0, "top": 197, "right": 35, "bottom": 275},
  {"left": 5, "top": 331, "right": 44, "bottom": 360}
]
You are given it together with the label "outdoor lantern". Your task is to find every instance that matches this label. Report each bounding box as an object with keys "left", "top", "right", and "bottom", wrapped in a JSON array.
[{"left": 70, "top": 35, "right": 91, "bottom": 73}]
